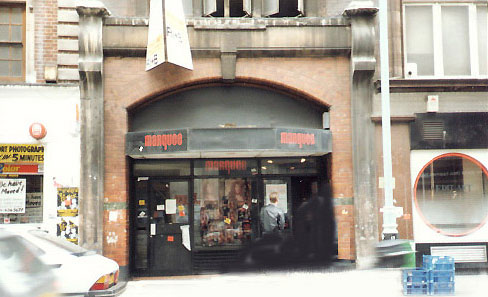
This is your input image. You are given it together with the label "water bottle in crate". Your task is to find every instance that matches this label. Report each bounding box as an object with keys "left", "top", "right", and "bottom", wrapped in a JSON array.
[{"left": 422, "top": 255, "right": 455, "bottom": 271}]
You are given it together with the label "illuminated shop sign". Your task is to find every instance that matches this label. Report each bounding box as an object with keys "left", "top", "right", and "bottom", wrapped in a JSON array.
[
  {"left": 204, "top": 160, "right": 248, "bottom": 174},
  {"left": 126, "top": 129, "right": 188, "bottom": 154},
  {"left": 0, "top": 144, "right": 44, "bottom": 163},
  {"left": 280, "top": 131, "right": 316, "bottom": 148}
]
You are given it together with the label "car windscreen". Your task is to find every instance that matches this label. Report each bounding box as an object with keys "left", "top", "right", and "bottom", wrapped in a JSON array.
[{"left": 28, "top": 230, "right": 92, "bottom": 256}]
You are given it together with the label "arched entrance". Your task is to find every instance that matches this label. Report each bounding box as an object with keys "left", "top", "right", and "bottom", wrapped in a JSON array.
[{"left": 126, "top": 85, "right": 334, "bottom": 275}]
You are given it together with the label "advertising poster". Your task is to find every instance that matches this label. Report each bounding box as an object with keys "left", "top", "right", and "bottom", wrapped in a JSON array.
[
  {"left": 265, "top": 184, "right": 288, "bottom": 213},
  {"left": 57, "top": 187, "right": 79, "bottom": 244},
  {"left": 0, "top": 178, "right": 26, "bottom": 213},
  {"left": 57, "top": 187, "right": 79, "bottom": 217},
  {"left": 57, "top": 216, "right": 79, "bottom": 245}
]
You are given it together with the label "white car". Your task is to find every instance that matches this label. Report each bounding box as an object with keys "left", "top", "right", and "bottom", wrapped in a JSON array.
[
  {"left": 0, "top": 229, "right": 58, "bottom": 297},
  {"left": 8, "top": 229, "right": 126, "bottom": 297}
]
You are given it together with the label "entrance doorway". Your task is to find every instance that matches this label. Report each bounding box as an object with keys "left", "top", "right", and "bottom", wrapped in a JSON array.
[{"left": 133, "top": 178, "right": 192, "bottom": 276}]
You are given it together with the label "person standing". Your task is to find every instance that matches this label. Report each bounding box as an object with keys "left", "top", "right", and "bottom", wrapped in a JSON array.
[{"left": 260, "top": 192, "right": 285, "bottom": 234}]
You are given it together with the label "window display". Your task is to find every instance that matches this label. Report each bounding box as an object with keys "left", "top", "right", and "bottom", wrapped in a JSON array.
[
  {"left": 414, "top": 153, "right": 488, "bottom": 236},
  {"left": 0, "top": 175, "right": 43, "bottom": 224},
  {"left": 194, "top": 178, "right": 253, "bottom": 247}
]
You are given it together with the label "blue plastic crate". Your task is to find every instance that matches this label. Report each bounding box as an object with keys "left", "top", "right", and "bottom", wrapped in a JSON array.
[
  {"left": 429, "top": 281, "right": 455, "bottom": 295},
  {"left": 422, "top": 255, "right": 455, "bottom": 271},
  {"left": 429, "top": 270, "right": 455, "bottom": 283},
  {"left": 403, "top": 268, "right": 429, "bottom": 283},
  {"left": 403, "top": 282, "right": 429, "bottom": 295}
]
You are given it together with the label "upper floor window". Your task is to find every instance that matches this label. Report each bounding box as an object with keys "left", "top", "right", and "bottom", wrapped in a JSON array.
[
  {"left": 0, "top": 4, "right": 25, "bottom": 82},
  {"left": 203, "top": 0, "right": 251, "bottom": 17},
  {"left": 404, "top": 3, "right": 487, "bottom": 78},
  {"left": 203, "top": 0, "right": 303, "bottom": 17}
]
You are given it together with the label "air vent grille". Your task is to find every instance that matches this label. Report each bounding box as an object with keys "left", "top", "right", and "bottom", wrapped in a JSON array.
[
  {"left": 423, "top": 121, "right": 444, "bottom": 140},
  {"left": 431, "top": 245, "right": 487, "bottom": 263}
]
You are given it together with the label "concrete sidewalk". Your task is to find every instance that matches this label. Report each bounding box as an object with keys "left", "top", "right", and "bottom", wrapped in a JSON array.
[{"left": 120, "top": 268, "right": 488, "bottom": 297}]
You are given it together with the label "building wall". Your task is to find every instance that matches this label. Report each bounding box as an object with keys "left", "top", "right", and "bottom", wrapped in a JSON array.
[
  {"left": 0, "top": 0, "right": 80, "bottom": 238},
  {"left": 103, "top": 55, "right": 355, "bottom": 265},
  {"left": 0, "top": 85, "right": 80, "bottom": 234}
]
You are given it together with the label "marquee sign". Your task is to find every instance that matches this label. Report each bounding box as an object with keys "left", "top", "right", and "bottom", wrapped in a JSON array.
[{"left": 126, "top": 128, "right": 332, "bottom": 158}]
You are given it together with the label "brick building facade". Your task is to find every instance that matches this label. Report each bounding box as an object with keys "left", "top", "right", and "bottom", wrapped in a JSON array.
[{"left": 75, "top": 0, "right": 381, "bottom": 277}]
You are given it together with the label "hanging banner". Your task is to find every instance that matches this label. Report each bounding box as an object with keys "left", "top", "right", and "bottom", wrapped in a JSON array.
[
  {"left": 146, "top": 0, "right": 166, "bottom": 71},
  {"left": 145, "top": 0, "right": 193, "bottom": 71},
  {"left": 165, "top": 0, "right": 193, "bottom": 70},
  {"left": 0, "top": 144, "right": 44, "bottom": 163},
  {"left": 0, "top": 178, "right": 26, "bottom": 213}
]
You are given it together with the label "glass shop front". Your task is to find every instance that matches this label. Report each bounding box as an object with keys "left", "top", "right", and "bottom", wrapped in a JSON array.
[{"left": 130, "top": 156, "right": 329, "bottom": 275}]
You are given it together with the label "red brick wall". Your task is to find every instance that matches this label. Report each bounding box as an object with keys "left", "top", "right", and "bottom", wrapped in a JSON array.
[
  {"left": 103, "top": 56, "right": 356, "bottom": 265},
  {"left": 34, "top": 0, "right": 58, "bottom": 82},
  {"left": 375, "top": 122, "right": 414, "bottom": 240}
]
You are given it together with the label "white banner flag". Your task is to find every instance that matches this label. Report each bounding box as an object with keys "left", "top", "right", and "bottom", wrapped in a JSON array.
[
  {"left": 146, "top": 0, "right": 193, "bottom": 71},
  {"left": 146, "top": 0, "right": 166, "bottom": 71}
]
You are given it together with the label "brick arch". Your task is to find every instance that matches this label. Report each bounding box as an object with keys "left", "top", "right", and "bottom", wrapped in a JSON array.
[
  {"left": 102, "top": 56, "right": 354, "bottom": 264},
  {"left": 125, "top": 77, "right": 332, "bottom": 114}
]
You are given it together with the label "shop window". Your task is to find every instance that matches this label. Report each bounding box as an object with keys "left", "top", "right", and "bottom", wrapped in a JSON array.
[
  {"left": 263, "top": 0, "right": 303, "bottom": 17},
  {"left": 203, "top": 0, "right": 251, "bottom": 17},
  {"left": 414, "top": 153, "right": 488, "bottom": 236},
  {"left": 193, "top": 178, "right": 255, "bottom": 247},
  {"left": 0, "top": 175, "right": 43, "bottom": 224},
  {"left": 261, "top": 158, "right": 318, "bottom": 175},
  {"left": 404, "top": 3, "right": 487, "bottom": 78},
  {"left": 0, "top": 4, "right": 25, "bottom": 82}
]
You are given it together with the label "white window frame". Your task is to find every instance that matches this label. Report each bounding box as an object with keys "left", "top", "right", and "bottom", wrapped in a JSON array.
[{"left": 403, "top": 2, "right": 488, "bottom": 79}]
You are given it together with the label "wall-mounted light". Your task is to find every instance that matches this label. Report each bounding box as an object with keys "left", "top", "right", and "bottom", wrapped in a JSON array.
[{"left": 29, "top": 123, "right": 47, "bottom": 140}]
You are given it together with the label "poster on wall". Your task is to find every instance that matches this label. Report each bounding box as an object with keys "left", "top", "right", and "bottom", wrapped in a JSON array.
[
  {"left": 57, "top": 187, "right": 79, "bottom": 244},
  {"left": 57, "top": 216, "right": 79, "bottom": 245},
  {"left": 57, "top": 187, "right": 79, "bottom": 217},
  {"left": 265, "top": 184, "right": 288, "bottom": 213},
  {"left": 0, "top": 178, "right": 26, "bottom": 213}
]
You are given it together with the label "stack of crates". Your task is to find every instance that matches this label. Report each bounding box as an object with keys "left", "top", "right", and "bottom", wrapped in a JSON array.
[{"left": 402, "top": 255, "right": 455, "bottom": 295}]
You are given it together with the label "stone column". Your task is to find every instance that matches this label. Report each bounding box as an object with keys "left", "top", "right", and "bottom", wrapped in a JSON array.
[
  {"left": 343, "top": 1, "right": 379, "bottom": 269},
  {"left": 76, "top": 1, "right": 109, "bottom": 254}
]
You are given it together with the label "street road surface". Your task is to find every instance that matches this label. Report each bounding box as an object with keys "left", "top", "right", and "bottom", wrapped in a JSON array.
[{"left": 120, "top": 268, "right": 488, "bottom": 297}]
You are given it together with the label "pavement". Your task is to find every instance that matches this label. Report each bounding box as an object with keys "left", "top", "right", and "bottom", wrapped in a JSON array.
[{"left": 119, "top": 267, "right": 488, "bottom": 297}]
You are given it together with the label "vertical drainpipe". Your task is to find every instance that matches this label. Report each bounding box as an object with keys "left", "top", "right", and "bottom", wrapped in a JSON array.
[
  {"left": 343, "top": 1, "right": 379, "bottom": 269},
  {"left": 76, "top": 1, "right": 110, "bottom": 254}
]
